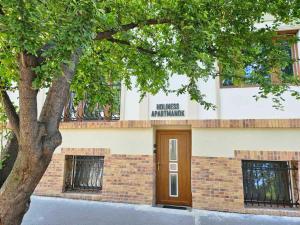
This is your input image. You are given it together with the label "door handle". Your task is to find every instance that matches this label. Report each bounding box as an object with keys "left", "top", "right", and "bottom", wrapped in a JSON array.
[{"left": 157, "top": 162, "right": 160, "bottom": 171}]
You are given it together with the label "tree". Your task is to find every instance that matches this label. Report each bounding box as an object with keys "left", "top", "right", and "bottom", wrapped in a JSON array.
[{"left": 0, "top": 1, "right": 299, "bottom": 224}]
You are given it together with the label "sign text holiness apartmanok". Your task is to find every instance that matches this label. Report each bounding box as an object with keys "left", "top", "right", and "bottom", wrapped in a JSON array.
[{"left": 151, "top": 103, "right": 185, "bottom": 117}]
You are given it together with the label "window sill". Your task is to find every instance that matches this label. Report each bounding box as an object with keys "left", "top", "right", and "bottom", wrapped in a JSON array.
[
  {"left": 61, "top": 191, "right": 104, "bottom": 201},
  {"left": 245, "top": 204, "right": 299, "bottom": 208},
  {"left": 62, "top": 119, "right": 120, "bottom": 122},
  {"left": 220, "top": 84, "right": 259, "bottom": 89},
  {"left": 243, "top": 206, "right": 300, "bottom": 217},
  {"left": 63, "top": 190, "right": 103, "bottom": 195},
  {"left": 220, "top": 84, "right": 300, "bottom": 89}
]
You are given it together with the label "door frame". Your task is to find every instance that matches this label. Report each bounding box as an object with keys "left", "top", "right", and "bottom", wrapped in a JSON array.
[{"left": 155, "top": 129, "right": 192, "bottom": 206}]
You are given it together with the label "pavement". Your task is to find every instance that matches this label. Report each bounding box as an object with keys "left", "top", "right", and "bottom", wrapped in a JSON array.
[{"left": 22, "top": 196, "right": 300, "bottom": 225}]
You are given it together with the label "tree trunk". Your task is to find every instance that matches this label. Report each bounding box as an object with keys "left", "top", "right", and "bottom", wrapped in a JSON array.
[
  {"left": 0, "top": 53, "right": 46, "bottom": 225},
  {"left": 0, "top": 50, "right": 80, "bottom": 225},
  {"left": 0, "top": 146, "right": 54, "bottom": 225},
  {"left": 0, "top": 133, "right": 18, "bottom": 188}
]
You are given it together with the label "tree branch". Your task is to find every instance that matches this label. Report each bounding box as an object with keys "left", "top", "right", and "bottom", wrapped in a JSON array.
[
  {"left": 0, "top": 4, "right": 4, "bottom": 16},
  {"left": 18, "top": 53, "right": 39, "bottom": 146},
  {"left": 39, "top": 48, "right": 82, "bottom": 138},
  {"left": 0, "top": 90, "right": 19, "bottom": 140},
  {"left": 36, "top": 18, "right": 170, "bottom": 62},
  {"left": 0, "top": 132, "right": 19, "bottom": 188},
  {"left": 107, "top": 37, "right": 156, "bottom": 54},
  {"left": 95, "top": 18, "right": 171, "bottom": 40}
]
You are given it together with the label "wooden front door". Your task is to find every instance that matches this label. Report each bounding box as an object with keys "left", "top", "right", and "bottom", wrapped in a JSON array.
[{"left": 156, "top": 130, "right": 192, "bottom": 206}]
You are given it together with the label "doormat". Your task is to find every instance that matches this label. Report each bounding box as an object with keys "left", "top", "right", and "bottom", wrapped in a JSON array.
[{"left": 162, "top": 205, "right": 187, "bottom": 210}]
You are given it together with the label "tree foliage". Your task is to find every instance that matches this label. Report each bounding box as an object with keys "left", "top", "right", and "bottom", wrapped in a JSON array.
[{"left": 0, "top": 0, "right": 299, "bottom": 109}]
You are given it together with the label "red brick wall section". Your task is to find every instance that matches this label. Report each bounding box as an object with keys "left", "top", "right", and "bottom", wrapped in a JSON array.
[
  {"left": 191, "top": 157, "right": 244, "bottom": 211},
  {"left": 234, "top": 150, "right": 300, "bottom": 161},
  {"left": 102, "top": 154, "right": 153, "bottom": 204},
  {"left": 34, "top": 148, "right": 153, "bottom": 205},
  {"left": 59, "top": 119, "right": 300, "bottom": 129},
  {"left": 35, "top": 154, "right": 65, "bottom": 196}
]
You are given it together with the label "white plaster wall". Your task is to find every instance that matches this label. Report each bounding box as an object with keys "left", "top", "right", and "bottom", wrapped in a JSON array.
[
  {"left": 123, "top": 87, "right": 140, "bottom": 120},
  {"left": 197, "top": 78, "right": 219, "bottom": 119},
  {"left": 58, "top": 127, "right": 300, "bottom": 158},
  {"left": 257, "top": 14, "right": 300, "bottom": 31},
  {"left": 139, "top": 94, "right": 149, "bottom": 120},
  {"left": 7, "top": 91, "right": 18, "bottom": 106},
  {"left": 121, "top": 74, "right": 220, "bottom": 120},
  {"left": 219, "top": 87, "right": 300, "bottom": 119},
  {"left": 149, "top": 74, "right": 189, "bottom": 120},
  {"left": 57, "top": 128, "right": 154, "bottom": 155},
  {"left": 192, "top": 128, "right": 300, "bottom": 157},
  {"left": 8, "top": 89, "right": 47, "bottom": 117},
  {"left": 37, "top": 89, "right": 47, "bottom": 116},
  {"left": 123, "top": 79, "right": 300, "bottom": 120}
]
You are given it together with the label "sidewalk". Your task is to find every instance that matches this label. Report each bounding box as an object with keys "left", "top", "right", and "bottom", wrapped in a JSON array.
[{"left": 22, "top": 196, "right": 300, "bottom": 225}]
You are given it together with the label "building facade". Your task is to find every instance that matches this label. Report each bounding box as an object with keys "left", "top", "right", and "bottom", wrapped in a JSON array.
[{"left": 35, "top": 25, "right": 300, "bottom": 216}]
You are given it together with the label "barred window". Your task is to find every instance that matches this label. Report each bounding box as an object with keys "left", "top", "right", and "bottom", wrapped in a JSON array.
[
  {"left": 242, "top": 160, "right": 299, "bottom": 207},
  {"left": 62, "top": 82, "right": 121, "bottom": 122},
  {"left": 64, "top": 156, "right": 104, "bottom": 192}
]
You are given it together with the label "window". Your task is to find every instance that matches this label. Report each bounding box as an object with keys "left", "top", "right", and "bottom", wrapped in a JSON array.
[
  {"left": 169, "top": 138, "right": 179, "bottom": 197},
  {"left": 242, "top": 160, "right": 299, "bottom": 207},
  {"left": 169, "top": 173, "right": 178, "bottom": 197},
  {"left": 64, "top": 156, "right": 104, "bottom": 192},
  {"left": 221, "top": 31, "right": 300, "bottom": 87},
  {"left": 169, "top": 139, "right": 178, "bottom": 161}
]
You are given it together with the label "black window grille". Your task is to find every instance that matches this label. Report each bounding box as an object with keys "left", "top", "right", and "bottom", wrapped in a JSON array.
[
  {"left": 62, "top": 83, "right": 121, "bottom": 122},
  {"left": 242, "top": 160, "right": 299, "bottom": 207},
  {"left": 64, "top": 156, "right": 104, "bottom": 192}
]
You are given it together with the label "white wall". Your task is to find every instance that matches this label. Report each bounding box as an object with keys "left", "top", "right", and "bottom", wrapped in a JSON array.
[
  {"left": 219, "top": 87, "right": 300, "bottom": 119},
  {"left": 37, "top": 89, "right": 47, "bottom": 116},
  {"left": 257, "top": 14, "right": 300, "bottom": 31},
  {"left": 197, "top": 78, "right": 219, "bottom": 119},
  {"left": 58, "top": 128, "right": 154, "bottom": 155},
  {"left": 148, "top": 74, "right": 189, "bottom": 120},
  {"left": 122, "top": 87, "right": 141, "bottom": 120},
  {"left": 58, "top": 127, "right": 300, "bottom": 158},
  {"left": 122, "top": 75, "right": 221, "bottom": 120},
  {"left": 122, "top": 77, "right": 300, "bottom": 120},
  {"left": 192, "top": 128, "right": 300, "bottom": 157},
  {"left": 8, "top": 89, "right": 47, "bottom": 117}
]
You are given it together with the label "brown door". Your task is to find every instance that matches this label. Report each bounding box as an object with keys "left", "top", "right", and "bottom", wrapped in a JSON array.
[{"left": 156, "top": 130, "right": 192, "bottom": 206}]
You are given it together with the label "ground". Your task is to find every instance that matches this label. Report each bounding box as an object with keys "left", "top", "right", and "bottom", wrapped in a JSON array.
[{"left": 22, "top": 196, "right": 300, "bottom": 225}]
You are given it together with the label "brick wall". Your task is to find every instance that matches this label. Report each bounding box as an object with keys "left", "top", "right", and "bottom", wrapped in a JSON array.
[
  {"left": 191, "top": 157, "right": 244, "bottom": 211},
  {"left": 36, "top": 147, "right": 300, "bottom": 217},
  {"left": 35, "top": 148, "right": 154, "bottom": 205},
  {"left": 191, "top": 150, "right": 300, "bottom": 217},
  {"left": 59, "top": 119, "right": 300, "bottom": 129},
  {"left": 35, "top": 154, "right": 65, "bottom": 196},
  {"left": 102, "top": 154, "right": 153, "bottom": 204}
]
